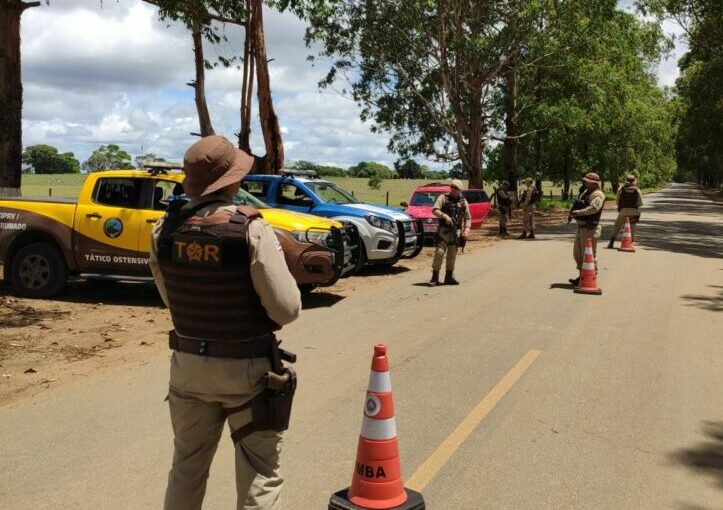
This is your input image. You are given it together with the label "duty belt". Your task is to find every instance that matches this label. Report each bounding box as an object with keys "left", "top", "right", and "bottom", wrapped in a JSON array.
[{"left": 169, "top": 330, "right": 276, "bottom": 359}]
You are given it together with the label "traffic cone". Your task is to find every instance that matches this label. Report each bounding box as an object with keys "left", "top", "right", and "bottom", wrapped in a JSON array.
[
  {"left": 329, "top": 344, "right": 425, "bottom": 510},
  {"left": 618, "top": 218, "right": 636, "bottom": 252},
  {"left": 574, "top": 238, "right": 602, "bottom": 295}
]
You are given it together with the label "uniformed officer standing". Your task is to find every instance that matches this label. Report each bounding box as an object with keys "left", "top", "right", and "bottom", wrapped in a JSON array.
[
  {"left": 149, "top": 136, "right": 302, "bottom": 510},
  {"left": 518, "top": 177, "right": 538, "bottom": 239},
  {"left": 607, "top": 174, "right": 643, "bottom": 248},
  {"left": 496, "top": 181, "right": 512, "bottom": 238},
  {"left": 568, "top": 172, "right": 606, "bottom": 286},
  {"left": 430, "top": 179, "right": 471, "bottom": 285}
]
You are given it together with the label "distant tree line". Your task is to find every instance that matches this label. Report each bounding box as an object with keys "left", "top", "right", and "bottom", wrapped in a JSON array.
[{"left": 287, "top": 159, "right": 451, "bottom": 180}]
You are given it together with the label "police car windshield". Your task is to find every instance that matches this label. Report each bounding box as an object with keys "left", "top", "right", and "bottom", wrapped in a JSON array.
[
  {"left": 233, "top": 189, "right": 269, "bottom": 209},
  {"left": 305, "top": 182, "right": 359, "bottom": 204},
  {"left": 410, "top": 192, "right": 442, "bottom": 206}
]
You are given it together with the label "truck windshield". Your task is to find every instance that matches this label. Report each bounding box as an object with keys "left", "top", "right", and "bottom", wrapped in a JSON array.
[
  {"left": 410, "top": 192, "right": 442, "bottom": 206},
  {"left": 305, "top": 182, "right": 359, "bottom": 204},
  {"left": 233, "top": 188, "right": 269, "bottom": 209}
]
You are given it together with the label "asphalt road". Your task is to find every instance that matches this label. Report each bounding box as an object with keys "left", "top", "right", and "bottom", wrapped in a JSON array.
[{"left": 1, "top": 184, "right": 721, "bottom": 510}]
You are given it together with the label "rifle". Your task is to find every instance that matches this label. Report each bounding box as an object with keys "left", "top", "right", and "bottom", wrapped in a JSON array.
[{"left": 568, "top": 187, "right": 588, "bottom": 223}]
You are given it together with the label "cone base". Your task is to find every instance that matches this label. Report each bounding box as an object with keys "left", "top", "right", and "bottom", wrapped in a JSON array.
[
  {"left": 574, "top": 286, "right": 602, "bottom": 295},
  {"left": 329, "top": 488, "right": 425, "bottom": 510}
]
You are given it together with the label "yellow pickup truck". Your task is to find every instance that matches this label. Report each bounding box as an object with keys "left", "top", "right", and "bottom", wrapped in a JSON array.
[{"left": 0, "top": 169, "right": 360, "bottom": 298}]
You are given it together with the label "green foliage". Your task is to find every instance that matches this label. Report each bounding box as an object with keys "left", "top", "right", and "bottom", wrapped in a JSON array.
[
  {"left": 394, "top": 159, "right": 424, "bottom": 179},
  {"left": 287, "top": 160, "right": 346, "bottom": 177},
  {"left": 347, "top": 161, "right": 395, "bottom": 179},
  {"left": 83, "top": 145, "right": 134, "bottom": 172},
  {"left": 367, "top": 175, "right": 382, "bottom": 189},
  {"left": 22, "top": 145, "right": 80, "bottom": 174}
]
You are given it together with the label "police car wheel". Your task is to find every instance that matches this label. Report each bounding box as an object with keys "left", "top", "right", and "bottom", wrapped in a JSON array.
[{"left": 10, "top": 243, "right": 68, "bottom": 299}]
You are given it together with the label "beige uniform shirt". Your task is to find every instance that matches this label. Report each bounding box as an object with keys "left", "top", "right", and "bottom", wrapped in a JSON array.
[
  {"left": 149, "top": 196, "right": 301, "bottom": 327},
  {"left": 522, "top": 184, "right": 537, "bottom": 207},
  {"left": 572, "top": 188, "right": 606, "bottom": 226},
  {"left": 432, "top": 193, "right": 472, "bottom": 233}
]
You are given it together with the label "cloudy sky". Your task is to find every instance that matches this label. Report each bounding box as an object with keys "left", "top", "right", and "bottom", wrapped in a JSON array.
[{"left": 20, "top": 1, "right": 687, "bottom": 169}]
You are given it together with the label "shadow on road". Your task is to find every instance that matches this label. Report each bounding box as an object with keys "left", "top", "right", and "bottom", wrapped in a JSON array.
[
  {"left": 549, "top": 283, "right": 575, "bottom": 290},
  {"left": 635, "top": 219, "right": 723, "bottom": 260},
  {"left": 0, "top": 279, "right": 166, "bottom": 308},
  {"left": 357, "top": 265, "right": 412, "bottom": 277},
  {"left": 681, "top": 285, "right": 723, "bottom": 312},
  {"left": 670, "top": 421, "right": 723, "bottom": 492},
  {"left": 302, "top": 291, "right": 345, "bottom": 310}
]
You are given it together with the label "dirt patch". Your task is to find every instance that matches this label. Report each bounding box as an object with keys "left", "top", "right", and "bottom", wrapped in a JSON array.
[{"left": 0, "top": 208, "right": 571, "bottom": 406}]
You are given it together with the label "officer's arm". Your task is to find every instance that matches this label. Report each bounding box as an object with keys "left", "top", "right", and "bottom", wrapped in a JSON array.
[
  {"left": 573, "top": 192, "right": 604, "bottom": 217},
  {"left": 432, "top": 194, "right": 445, "bottom": 218},
  {"left": 149, "top": 219, "right": 170, "bottom": 307},
  {"left": 615, "top": 188, "right": 622, "bottom": 208},
  {"left": 637, "top": 190, "right": 643, "bottom": 208},
  {"left": 248, "top": 220, "right": 301, "bottom": 326}
]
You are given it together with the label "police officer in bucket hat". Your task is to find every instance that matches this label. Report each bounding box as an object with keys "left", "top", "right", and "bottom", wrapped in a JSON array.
[{"left": 149, "top": 135, "right": 301, "bottom": 510}]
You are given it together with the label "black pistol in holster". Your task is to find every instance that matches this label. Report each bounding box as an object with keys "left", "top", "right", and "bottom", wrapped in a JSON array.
[{"left": 228, "top": 340, "right": 298, "bottom": 444}]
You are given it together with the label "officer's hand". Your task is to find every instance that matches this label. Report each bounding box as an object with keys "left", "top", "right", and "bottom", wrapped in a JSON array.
[
  {"left": 444, "top": 215, "right": 452, "bottom": 226},
  {"left": 462, "top": 229, "right": 470, "bottom": 239}
]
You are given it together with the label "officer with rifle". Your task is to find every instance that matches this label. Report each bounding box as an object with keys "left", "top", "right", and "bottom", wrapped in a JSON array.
[
  {"left": 495, "top": 181, "right": 512, "bottom": 238},
  {"left": 567, "top": 172, "right": 606, "bottom": 286},
  {"left": 517, "top": 177, "right": 539, "bottom": 239},
  {"left": 430, "top": 179, "right": 471, "bottom": 285},
  {"left": 149, "top": 136, "right": 302, "bottom": 510},
  {"left": 608, "top": 174, "right": 643, "bottom": 248}
]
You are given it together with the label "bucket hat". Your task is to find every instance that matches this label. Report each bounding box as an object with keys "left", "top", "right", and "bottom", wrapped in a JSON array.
[{"left": 183, "top": 135, "right": 254, "bottom": 198}]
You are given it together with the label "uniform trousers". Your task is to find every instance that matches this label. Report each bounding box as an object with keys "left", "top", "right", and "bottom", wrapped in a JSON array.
[
  {"left": 522, "top": 205, "right": 535, "bottom": 232},
  {"left": 574, "top": 225, "right": 602, "bottom": 271},
  {"left": 612, "top": 207, "right": 639, "bottom": 241},
  {"left": 432, "top": 227, "right": 458, "bottom": 272},
  {"left": 164, "top": 352, "right": 284, "bottom": 510}
]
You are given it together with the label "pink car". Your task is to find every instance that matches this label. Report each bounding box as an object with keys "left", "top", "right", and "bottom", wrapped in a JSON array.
[{"left": 401, "top": 183, "right": 492, "bottom": 239}]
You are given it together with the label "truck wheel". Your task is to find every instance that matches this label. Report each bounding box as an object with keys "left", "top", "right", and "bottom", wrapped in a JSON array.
[
  {"left": 352, "top": 240, "right": 367, "bottom": 274},
  {"left": 10, "top": 243, "right": 68, "bottom": 298}
]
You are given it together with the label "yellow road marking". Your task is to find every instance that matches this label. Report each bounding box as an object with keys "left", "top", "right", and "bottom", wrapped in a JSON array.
[{"left": 406, "top": 349, "right": 542, "bottom": 492}]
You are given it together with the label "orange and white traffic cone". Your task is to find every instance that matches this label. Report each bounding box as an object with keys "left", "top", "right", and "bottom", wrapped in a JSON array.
[
  {"left": 618, "top": 218, "right": 636, "bottom": 252},
  {"left": 574, "top": 238, "right": 602, "bottom": 295},
  {"left": 329, "top": 344, "right": 425, "bottom": 510}
]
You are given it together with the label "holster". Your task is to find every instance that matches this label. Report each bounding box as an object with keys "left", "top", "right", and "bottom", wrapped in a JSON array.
[{"left": 227, "top": 342, "right": 297, "bottom": 444}]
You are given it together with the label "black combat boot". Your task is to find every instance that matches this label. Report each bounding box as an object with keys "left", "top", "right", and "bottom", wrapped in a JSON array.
[
  {"left": 501, "top": 228, "right": 510, "bottom": 239},
  {"left": 430, "top": 270, "right": 440, "bottom": 285},
  {"left": 528, "top": 230, "right": 536, "bottom": 239},
  {"left": 606, "top": 237, "right": 615, "bottom": 249},
  {"left": 444, "top": 271, "right": 459, "bottom": 285},
  {"left": 518, "top": 231, "right": 528, "bottom": 239},
  {"left": 568, "top": 276, "right": 580, "bottom": 286}
]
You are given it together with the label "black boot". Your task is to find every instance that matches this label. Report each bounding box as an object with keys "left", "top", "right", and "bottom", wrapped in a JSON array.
[
  {"left": 607, "top": 237, "right": 615, "bottom": 249},
  {"left": 568, "top": 276, "right": 580, "bottom": 286},
  {"left": 501, "top": 228, "right": 510, "bottom": 239},
  {"left": 444, "top": 271, "right": 459, "bottom": 285},
  {"left": 528, "top": 230, "right": 535, "bottom": 239},
  {"left": 430, "top": 270, "right": 440, "bottom": 285},
  {"left": 518, "top": 231, "right": 528, "bottom": 239}
]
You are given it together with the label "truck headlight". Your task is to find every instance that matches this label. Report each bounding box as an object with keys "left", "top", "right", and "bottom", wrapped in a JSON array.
[
  {"left": 365, "top": 215, "right": 398, "bottom": 234},
  {"left": 291, "top": 230, "right": 330, "bottom": 247}
]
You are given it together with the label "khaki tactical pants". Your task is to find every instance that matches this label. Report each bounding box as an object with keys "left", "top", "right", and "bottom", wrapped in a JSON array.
[
  {"left": 499, "top": 210, "right": 509, "bottom": 230},
  {"left": 574, "top": 225, "right": 602, "bottom": 271},
  {"left": 433, "top": 227, "right": 458, "bottom": 272},
  {"left": 612, "top": 208, "right": 639, "bottom": 241},
  {"left": 164, "top": 352, "right": 284, "bottom": 510},
  {"left": 522, "top": 205, "right": 535, "bottom": 232}
]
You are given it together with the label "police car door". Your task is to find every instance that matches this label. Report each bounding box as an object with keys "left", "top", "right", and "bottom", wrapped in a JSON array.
[{"left": 74, "top": 177, "right": 145, "bottom": 274}]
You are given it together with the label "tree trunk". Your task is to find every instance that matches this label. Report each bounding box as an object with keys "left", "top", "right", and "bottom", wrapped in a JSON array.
[
  {"left": 249, "top": 0, "right": 283, "bottom": 174},
  {"left": 239, "top": 1, "right": 254, "bottom": 153},
  {"left": 190, "top": 19, "right": 215, "bottom": 137},
  {"left": 503, "top": 54, "right": 519, "bottom": 191},
  {"left": 0, "top": 1, "right": 38, "bottom": 197},
  {"left": 563, "top": 145, "right": 571, "bottom": 200}
]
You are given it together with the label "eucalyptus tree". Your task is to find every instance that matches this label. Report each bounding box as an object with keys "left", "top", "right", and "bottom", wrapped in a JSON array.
[
  {"left": 1, "top": 0, "right": 40, "bottom": 197},
  {"left": 303, "top": 0, "right": 527, "bottom": 188}
]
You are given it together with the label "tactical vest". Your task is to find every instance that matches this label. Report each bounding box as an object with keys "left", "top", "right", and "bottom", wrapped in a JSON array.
[
  {"left": 497, "top": 189, "right": 512, "bottom": 209},
  {"left": 578, "top": 191, "right": 606, "bottom": 229},
  {"left": 619, "top": 186, "right": 639, "bottom": 209},
  {"left": 440, "top": 194, "right": 467, "bottom": 228},
  {"left": 157, "top": 204, "right": 278, "bottom": 342}
]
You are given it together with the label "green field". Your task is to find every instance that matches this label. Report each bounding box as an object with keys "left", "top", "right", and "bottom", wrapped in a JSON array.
[{"left": 19, "top": 173, "right": 621, "bottom": 207}]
